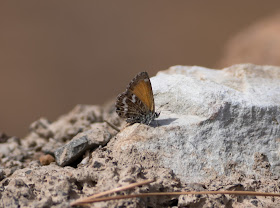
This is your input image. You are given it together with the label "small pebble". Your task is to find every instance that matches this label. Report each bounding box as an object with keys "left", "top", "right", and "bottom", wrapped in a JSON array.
[{"left": 39, "top": 154, "right": 55, "bottom": 166}]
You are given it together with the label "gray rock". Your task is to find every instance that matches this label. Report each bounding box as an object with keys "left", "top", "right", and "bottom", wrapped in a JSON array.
[
  {"left": 0, "top": 165, "right": 73, "bottom": 208},
  {"left": 0, "top": 137, "right": 21, "bottom": 158},
  {"left": 29, "top": 118, "right": 53, "bottom": 139},
  {"left": 0, "top": 132, "right": 9, "bottom": 143},
  {"left": 49, "top": 104, "right": 103, "bottom": 142},
  {"left": 23, "top": 105, "right": 104, "bottom": 155},
  {"left": 0, "top": 169, "right": 5, "bottom": 181},
  {"left": 55, "top": 122, "right": 112, "bottom": 166},
  {"left": 111, "top": 64, "right": 280, "bottom": 183}
]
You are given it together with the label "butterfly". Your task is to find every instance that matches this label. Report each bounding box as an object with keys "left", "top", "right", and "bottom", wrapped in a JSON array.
[{"left": 115, "top": 72, "right": 160, "bottom": 125}]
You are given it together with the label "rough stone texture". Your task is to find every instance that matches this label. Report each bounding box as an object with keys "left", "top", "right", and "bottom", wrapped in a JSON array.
[
  {"left": 1, "top": 64, "right": 280, "bottom": 208},
  {"left": 55, "top": 122, "right": 112, "bottom": 166},
  {"left": 29, "top": 118, "right": 53, "bottom": 139},
  {"left": 49, "top": 105, "right": 103, "bottom": 142},
  {"left": 218, "top": 12, "right": 280, "bottom": 67},
  {"left": 112, "top": 64, "right": 280, "bottom": 183}
]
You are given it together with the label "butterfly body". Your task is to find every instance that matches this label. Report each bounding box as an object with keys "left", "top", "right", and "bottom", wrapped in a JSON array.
[{"left": 115, "top": 72, "right": 160, "bottom": 125}]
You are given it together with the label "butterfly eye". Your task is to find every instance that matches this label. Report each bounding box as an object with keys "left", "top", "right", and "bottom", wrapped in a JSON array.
[{"left": 155, "top": 112, "right": 160, "bottom": 118}]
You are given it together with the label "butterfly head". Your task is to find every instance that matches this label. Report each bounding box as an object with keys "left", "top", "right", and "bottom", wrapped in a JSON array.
[{"left": 154, "top": 111, "right": 160, "bottom": 119}]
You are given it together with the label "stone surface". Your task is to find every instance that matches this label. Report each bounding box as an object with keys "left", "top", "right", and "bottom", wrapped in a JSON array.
[
  {"left": 1, "top": 64, "right": 280, "bottom": 208},
  {"left": 54, "top": 122, "right": 112, "bottom": 166},
  {"left": 29, "top": 118, "right": 53, "bottom": 139},
  {"left": 111, "top": 64, "right": 280, "bottom": 183},
  {"left": 49, "top": 104, "right": 103, "bottom": 142}
]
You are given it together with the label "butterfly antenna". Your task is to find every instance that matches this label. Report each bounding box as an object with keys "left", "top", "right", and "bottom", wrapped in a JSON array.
[{"left": 156, "top": 102, "right": 170, "bottom": 114}]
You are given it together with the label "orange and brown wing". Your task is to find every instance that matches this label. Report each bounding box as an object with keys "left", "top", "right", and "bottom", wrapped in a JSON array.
[
  {"left": 115, "top": 90, "right": 148, "bottom": 119},
  {"left": 127, "top": 72, "right": 155, "bottom": 112}
]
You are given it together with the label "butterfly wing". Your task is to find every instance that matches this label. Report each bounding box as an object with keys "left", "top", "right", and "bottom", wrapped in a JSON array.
[
  {"left": 115, "top": 90, "right": 148, "bottom": 119},
  {"left": 127, "top": 72, "right": 155, "bottom": 113},
  {"left": 115, "top": 72, "right": 157, "bottom": 124}
]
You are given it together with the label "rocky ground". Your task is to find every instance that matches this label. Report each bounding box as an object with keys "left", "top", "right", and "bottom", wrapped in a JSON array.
[{"left": 1, "top": 64, "right": 280, "bottom": 208}]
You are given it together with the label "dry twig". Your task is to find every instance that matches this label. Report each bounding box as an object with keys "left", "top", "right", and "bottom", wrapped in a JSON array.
[
  {"left": 103, "top": 120, "right": 120, "bottom": 132},
  {"left": 71, "top": 179, "right": 154, "bottom": 206},
  {"left": 71, "top": 179, "right": 280, "bottom": 206}
]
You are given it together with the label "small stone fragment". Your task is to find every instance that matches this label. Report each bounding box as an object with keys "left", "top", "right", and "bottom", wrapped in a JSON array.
[
  {"left": 0, "top": 132, "right": 9, "bottom": 143},
  {"left": 0, "top": 169, "right": 5, "bottom": 181},
  {"left": 54, "top": 122, "right": 111, "bottom": 166},
  {"left": 39, "top": 154, "right": 55, "bottom": 166},
  {"left": 29, "top": 118, "right": 53, "bottom": 139},
  {"left": 55, "top": 136, "right": 88, "bottom": 167},
  {"left": 49, "top": 105, "right": 103, "bottom": 142}
]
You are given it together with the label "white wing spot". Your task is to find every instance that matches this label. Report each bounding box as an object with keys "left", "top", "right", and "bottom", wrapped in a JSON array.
[
  {"left": 123, "top": 97, "right": 128, "bottom": 111},
  {"left": 144, "top": 78, "right": 149, "bottom": 82},
  {"left": 132, "top": 94, "right": 136, "bottom": 103}
]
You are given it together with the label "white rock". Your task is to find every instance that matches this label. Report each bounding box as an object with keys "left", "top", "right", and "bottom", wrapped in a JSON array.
[{"left": 111, "top": 64, "right": 280, "bottom": 183}]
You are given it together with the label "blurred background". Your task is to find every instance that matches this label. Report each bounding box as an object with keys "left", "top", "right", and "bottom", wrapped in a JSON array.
[{"left": 1, "top": 1, "right": 280, "bottom": 137}]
